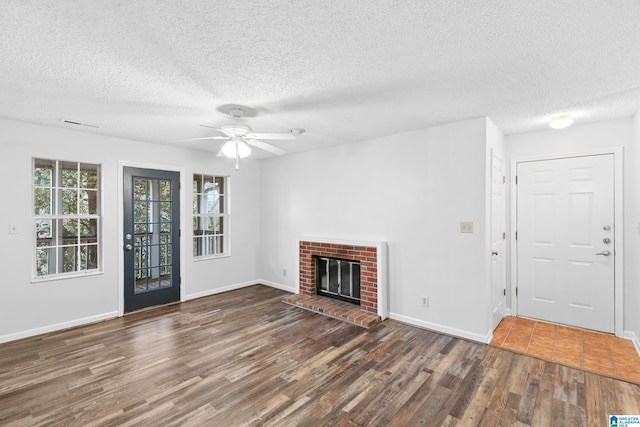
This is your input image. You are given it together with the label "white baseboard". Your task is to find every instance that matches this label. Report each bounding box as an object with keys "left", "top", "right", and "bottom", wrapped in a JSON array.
[
  {"left": 389, "top": 312, "right": 492, "bottom": 344},
  {"left": 184, "top": 280, "right": 261, "bottom": 301},
  {"left": 0, "top": 311, "right": 118, "bottom": 344},
  {"left": 184, "top": 279, "right": 296, "bottom": 301},
  {"left": 624, "top": 330, "right": 640, "bottom": 357},
  {"left": 258, "top": 280, "right": 296, "bottom": 293}
]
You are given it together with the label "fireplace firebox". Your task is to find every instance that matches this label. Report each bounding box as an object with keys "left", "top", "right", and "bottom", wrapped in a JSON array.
[{"left": 315, "top": 256, "right": 361, "bottom": 305}]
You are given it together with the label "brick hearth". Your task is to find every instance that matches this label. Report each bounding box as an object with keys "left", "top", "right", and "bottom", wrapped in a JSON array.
[
  {"left": 281, "top": 294, "right": 380, "bottom": 328},
  {"left": 281, "top": 239, "right": 383, "bottom": 328}
]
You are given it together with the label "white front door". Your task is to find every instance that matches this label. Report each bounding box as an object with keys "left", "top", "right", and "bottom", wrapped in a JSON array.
[
  {"left": 516, "top": 154, "right": 615, "bottom": 333},
  {"left": 491, "top": 150, "right": 506, "bottom": 327}
]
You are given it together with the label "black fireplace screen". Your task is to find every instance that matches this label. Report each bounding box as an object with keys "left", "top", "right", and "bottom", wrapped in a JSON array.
[{"left": 315, "top": 256, "right": 361, "bottom": 305}]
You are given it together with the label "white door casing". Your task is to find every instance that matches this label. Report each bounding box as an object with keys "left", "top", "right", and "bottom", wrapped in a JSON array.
[
  {"left": 516, "top": 154, "right": 615, "bottom": 333},
  {"left": 491, "top": 150, "right": 506, "bottom": 327}
]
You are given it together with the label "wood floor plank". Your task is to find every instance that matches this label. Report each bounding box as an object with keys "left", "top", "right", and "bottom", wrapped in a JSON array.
[{"left": 1, "top": 285, "right": 638, "bottom": 426}]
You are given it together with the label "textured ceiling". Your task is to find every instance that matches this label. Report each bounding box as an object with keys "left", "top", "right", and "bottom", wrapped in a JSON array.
[{"left": 1, "top": 1, "right": 639, "bottom": 157}]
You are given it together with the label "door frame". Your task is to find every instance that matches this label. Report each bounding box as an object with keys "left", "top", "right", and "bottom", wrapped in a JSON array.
[
  {"left": 509, "top": 148, "right": 624, "bottom": 337},
  {"left": 490, "top": 148, "right": 507, "bottom": 329},
  {"left": 117, "top": 161, "right": 187, "bottom": 316}
]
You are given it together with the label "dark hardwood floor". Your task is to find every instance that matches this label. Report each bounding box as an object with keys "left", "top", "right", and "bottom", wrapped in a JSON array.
[{"left": 1, "top": 285, "right": 639, "bottom": 426}]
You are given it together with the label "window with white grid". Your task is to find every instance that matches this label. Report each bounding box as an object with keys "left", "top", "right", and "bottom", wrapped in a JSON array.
[
  {"left": 33, "top": 159, "right": 101, "bottom": 278},
  {"left": 193, "top": 174, "right": 228, "bottom": 258}
]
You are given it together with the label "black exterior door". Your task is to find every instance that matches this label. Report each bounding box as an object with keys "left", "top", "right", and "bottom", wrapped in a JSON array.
[{"left": 123, "top": 167, "right": 180, "bottom": 312}]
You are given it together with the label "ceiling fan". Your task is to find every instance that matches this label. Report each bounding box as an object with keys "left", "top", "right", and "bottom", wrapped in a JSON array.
[{"left": 169, "top": 107, "right": 303, "bottom": 169}]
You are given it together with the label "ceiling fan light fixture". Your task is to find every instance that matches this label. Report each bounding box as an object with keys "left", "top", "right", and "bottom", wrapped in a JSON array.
[
  {"left": 549, "top": 114, "right": 573, "bottom": 129},
  {"left": 221, "top": 138, "right": 251, "bottom": 158}
]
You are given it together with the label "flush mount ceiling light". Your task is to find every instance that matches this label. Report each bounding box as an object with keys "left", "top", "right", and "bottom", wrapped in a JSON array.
[{"left": 549, "top": 114, "right": 574, "bottom": 129}]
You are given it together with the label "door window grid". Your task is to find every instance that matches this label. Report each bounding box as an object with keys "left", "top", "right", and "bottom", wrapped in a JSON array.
[
  {"left": 133, "top": 178, "right": 173, "bottom": 293},
  {"left": 193, "top": 174, "right": 227, "bottom": 257},
  {"left": 33, "top": 159, "right": 100, "bottom": 278}
]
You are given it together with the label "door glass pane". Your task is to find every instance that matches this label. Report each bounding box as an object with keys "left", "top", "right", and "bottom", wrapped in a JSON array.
[
  {"left": 161, "top": 244, "right": 171, "bottom": 265},
  {"left": 133, "top": 177, "right": 172, "bottom": 294},
  {"left": 160, "top": 201, "right": 171, "bottom": 222},
  {"left": 148, "top": 201, "right": 156, "bottom": 223},
  {"left": 159, "top": 180, "right": 171, "bottom": 201}
]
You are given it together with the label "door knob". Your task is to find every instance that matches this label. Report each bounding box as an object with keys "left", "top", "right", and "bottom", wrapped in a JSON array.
[
  {"left": 492, "top": 251, "right": 499, "bottom": 256},
  {"left": 595, "top": 250, "right": 611, "bottom": 256},
  {"left": 125, "top": 244, "right": 133, "bottom": 251}
]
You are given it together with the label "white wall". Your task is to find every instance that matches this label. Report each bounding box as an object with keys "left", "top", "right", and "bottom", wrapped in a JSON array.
[
  {"left": 259, "top": 117, "right": 496, "bottom": 342},
  {"left": 506, "top": 117, "right": 639, "bottom": 345},
  {"left": 630, "top": 111, "right": 640, "bottom": 347},
  {"left": 0, "top": 118, "right": 261, "bottom": 342}
]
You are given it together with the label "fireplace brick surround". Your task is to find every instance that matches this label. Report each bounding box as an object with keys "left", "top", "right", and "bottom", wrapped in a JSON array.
[
  {"left": 299, "top": 241, "right": 378, "bottom": 313},
  {"left": 282, "top": 238, "right": 388, "bottom": 328}
]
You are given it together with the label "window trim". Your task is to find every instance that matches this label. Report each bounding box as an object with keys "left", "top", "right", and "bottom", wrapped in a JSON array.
[{"left": 32, "top": 157, "right": 103, "bottom": 281}]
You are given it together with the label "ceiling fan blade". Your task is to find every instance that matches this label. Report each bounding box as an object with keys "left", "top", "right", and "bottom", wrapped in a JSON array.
[
  {"left": 167, "top": 136, "right": 229, "bottom": 143},
  {"left": 198, "top": 124, "right": 232, "bottom": 136},
  {"left": 246, "top": 132, "right": 296, "bottom": 140},
  {"left": 245, "top": 139, "right": 286, "bottom": 156}
]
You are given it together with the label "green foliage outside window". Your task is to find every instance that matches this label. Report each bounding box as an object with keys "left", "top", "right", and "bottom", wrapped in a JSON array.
[{"left": 33, "top": 159, "right": 101, "bottom": 278}]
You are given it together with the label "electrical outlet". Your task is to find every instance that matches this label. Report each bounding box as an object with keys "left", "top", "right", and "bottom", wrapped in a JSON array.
[{"left": 421, "top": 296, "right": 429, "bottom": 307}]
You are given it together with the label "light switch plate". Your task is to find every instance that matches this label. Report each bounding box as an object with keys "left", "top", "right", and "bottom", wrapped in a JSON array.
[{"left": 460, "top": 221, "right": 473, "bottom": 233}]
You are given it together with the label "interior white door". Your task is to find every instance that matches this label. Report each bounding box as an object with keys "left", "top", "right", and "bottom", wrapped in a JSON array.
[
  {"left": 491, "top": 150, "right": 506, "bottom": 327},
  {"left": 517, "top": 154, "right": 615, "bottom": 333}
]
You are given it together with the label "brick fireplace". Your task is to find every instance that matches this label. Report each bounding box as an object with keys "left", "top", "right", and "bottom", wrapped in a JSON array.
[
  {"left": 282, "top": 237, "right": 388, "bottom": 328},
  {"left": 300, "top": 241, "right": 377, "bottom": 313}
]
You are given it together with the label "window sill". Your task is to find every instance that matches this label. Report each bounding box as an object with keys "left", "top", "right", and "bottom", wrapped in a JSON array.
[
  {"left": 193, "top": 253, "right": 231, "bottom": 262},
  {"left": 31, "top": 270, "right": 104, "bottom": 284}
]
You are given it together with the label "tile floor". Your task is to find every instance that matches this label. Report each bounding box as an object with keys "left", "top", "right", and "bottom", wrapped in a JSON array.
[{"left": 491, "top": 316, "right": 640, "bottom": 384}]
